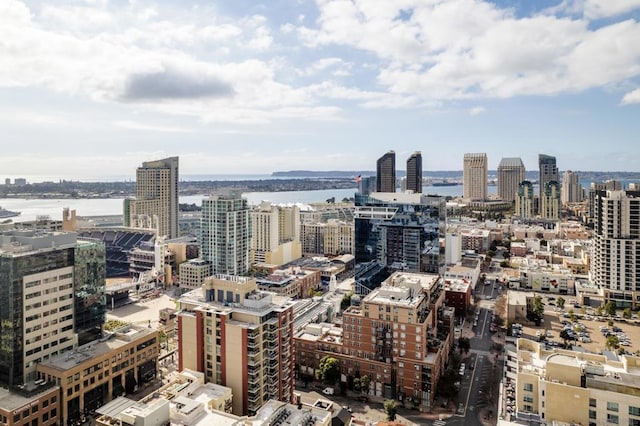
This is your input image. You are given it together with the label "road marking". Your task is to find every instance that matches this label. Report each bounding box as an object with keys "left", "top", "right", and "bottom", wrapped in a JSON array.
[{"left": 433, "top": 420, "right": 446, "bottom": 426}]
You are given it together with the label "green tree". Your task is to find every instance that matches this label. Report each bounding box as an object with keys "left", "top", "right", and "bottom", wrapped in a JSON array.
[
  {"left": 605, "top": 301, "right": 617, "bottom": 317},
  {"left": 606, "top": 335, "right": 620, "bottom": 350},
  {"left": 624, "top": 308, "right": 632, "bottom": 319},
  {"left": 360, "top": 375, "right": 370, "bottom": 394},
  {"left": 596, "top": 305, "right": 604, "bottom": 316},
  {"left": 568, "top": 309, "right": 576, "bottom": 323},
  {"left": 318, "top": 356, "right": 340, "bottom": 384},
  {"left": 560, "top": 329, "right": 573, "bottom": 347},
  {"left": 384, "top": 399, "right": 397, "bottom": 421},
  {"left": 340, "top": 293, "right": 352, "bottom": 311},
  {"left": 500, "top": 260, "right": 509, "bottom": 268},
  {"left": 353, "top": 377, "right": 361, "bottom": 392},
  {"left": 557, "top": 296, "right": 565, "bottom": 310},
  {"left": 532, "top": 296, "right": 545, "bottom": 322},
  {"left": 581, "top": 306, "right": 587, "bottom": 315}
]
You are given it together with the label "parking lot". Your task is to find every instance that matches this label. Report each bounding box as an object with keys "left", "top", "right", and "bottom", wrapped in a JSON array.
[{"left": 512, "top": 301, "right": 640, "bottom": 354}]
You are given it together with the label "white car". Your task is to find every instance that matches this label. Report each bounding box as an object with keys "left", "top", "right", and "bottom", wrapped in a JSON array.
[{"left": 322, "top": 387, "right": 334, "bottom": 396}]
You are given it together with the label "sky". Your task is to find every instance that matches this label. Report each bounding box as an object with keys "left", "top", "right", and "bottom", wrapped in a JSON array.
[{"left": 1, "top": 0, "right": 640, "bottom": 181}]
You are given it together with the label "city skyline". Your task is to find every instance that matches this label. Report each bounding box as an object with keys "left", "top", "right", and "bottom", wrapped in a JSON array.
[{"left": 1, "top": 1, "right": 640, "bottom": 178}]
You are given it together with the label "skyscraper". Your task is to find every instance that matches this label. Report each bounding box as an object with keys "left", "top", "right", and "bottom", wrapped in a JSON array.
[
  {"left": 591, "top": 190, "right": 640, "bottom": 307},
  {"left": 406, "top": 151, "right": 422, "bottom": 194},
  {"left": 515, "top": 180, "right": 535, "bottom": 218},
  {"left": 538, "top": 154, "right": 558, "bottom": 209},
  {"left": 0, "top": 230, "right": 106, "bottom": 386},
  {"left": 497, "top": 157, "right": 525, "bottom": 202},
  {"left": 201, "top": 193, "right": 251, "bottom": 275},
  {"left": 250, "top": 202, "right": 301, "bottom": 265},
  {"left": 124, "top": 156, "right": 179, "bottom": 239},
  {"left": 561, "top": 170, "right": 583, "bottom": 204},
  {"left": 540, "top": 181, "right": 561, "bottom": 220},
  {"left": 376, "top": 150, "right": 396, "bottom": 193},
  {"left": 463, "top": 153, "right": 487, "bottom": 200}
]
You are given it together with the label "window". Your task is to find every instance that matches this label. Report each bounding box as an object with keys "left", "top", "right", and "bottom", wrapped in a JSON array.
[
  {"left": 630, "top": 419, "right": 640, "bottom": 426},
  {"left": 630, "top": 407, "right": 640, "bottom": 417},
  {"left": 608, "top": 402, "right": 620, "bottom": 412},
  {"left": 523, "top": 383, "right": 533, "bottom": 392},
  {"left": 590, "top": 398, "right": 597, "bottom": 408},
  {"left": 590, "top": 410, "right": 597, "bottom": 419},
  {"left": 523, "top": 395, "right": 534, "bottom": 403},
  {"left": 607, "top": 413, "right": 619, "bottom": 424}
]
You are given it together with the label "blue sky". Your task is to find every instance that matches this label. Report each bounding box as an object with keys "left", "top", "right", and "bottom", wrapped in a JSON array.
[{"left": 1, "top": 0, "right": 639, "bottom": 180}]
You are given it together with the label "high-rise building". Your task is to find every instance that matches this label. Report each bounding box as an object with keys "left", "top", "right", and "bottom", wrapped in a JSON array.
[
  {"left": 201, "top": 194, "right": 251, "bottom": 275},
  {"left": 177, "top": 275, "right": 294, "bottom": 416},
  {"left": 250, "top": 202, "right": 301, "bottom": 265},
  {"left": 515, "top": 181, "right": 535, "bottom": 218},
  {"left": 354, "top": 192, "right": 444, "bottom": 290},
  {"left": 463, "top": 153, "right": 487, "bottom": 200},
  {"left": 540, "top": 181, "right": 561, "bottom": 220},
  {"left": 300, "top": 219, "right": 354, "bottom": 256},
  {"left": 376, "top": 151, "right": 396, "bottom": 193},
  {"left": 538, "top": 154, "right": 558, "bottom": 210},
  {"left": 124, "top": 157, "right": 179, "bottom": 239},
  {"left": 587, "top": 180, "right": 621, "bottom": 225},
  {"left": 591, "top": 190, "right": 640, "bottom": 307},
  {"left": 497, "top": 157, "right": 525, "bottom": 202},
  {"left": 0, "top": 230, "right": 106, "bottom": 386},
  {"left": 406, "top": 151, "right": 422, "bottom": 194},
  {"left": 358, "top": 176, "right": 377, "bottom": 195},
  {"left": 561, "top": 170, "right": 583, "bottom": 204}
]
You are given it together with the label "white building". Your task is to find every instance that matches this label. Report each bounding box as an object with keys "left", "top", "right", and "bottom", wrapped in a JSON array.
[{"left": 463, "top": 153, "right": 488, "bottom": 200}]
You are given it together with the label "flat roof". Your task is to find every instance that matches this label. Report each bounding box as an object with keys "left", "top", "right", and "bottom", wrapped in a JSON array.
[{"left": 0, "top": 386, "right": 58, "bottom": 412}]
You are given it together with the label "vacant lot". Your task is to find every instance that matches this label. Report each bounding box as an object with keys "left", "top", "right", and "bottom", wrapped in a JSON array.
[{"left": 514, "top": 307, "right": 640, "bottom": 354}]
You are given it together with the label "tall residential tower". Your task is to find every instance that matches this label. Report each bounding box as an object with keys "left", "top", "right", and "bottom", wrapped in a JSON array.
[
  {"left": 538, "top": 154, "right": 558, "bottom": 209},
  {"left": 124, "top": 156, "right": 179, "bottom": 239}
]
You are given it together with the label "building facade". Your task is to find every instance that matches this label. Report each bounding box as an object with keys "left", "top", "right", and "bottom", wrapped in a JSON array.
[
  {"left": 179, "top": 258, "right": 213, "bottom": 294},
  {"left": 540, "top": 181, "right": 561, "bottom": 220},
  {"left": 124, "top": 157, "right": 179, "bottom": 239},
  {"left": 177, "top": 275, "right": 295, "bottom": 416},
  {"left": 497, "top": 157, "right": 525, "bottom": 202},
  {"left": 300, "top": 219, "right": 354, "bottom": 256},
  {"left": 405, "top": 152, "right": 422, "bottom": 194},
  {"left": 294, "top": 272, "right": 454, "bottom": 411},
  {"left": 201, "top": 194, "right": 251, "bottom": 276},
  {"left": 463, "top": 153, "right": 487, "bottom": 200},
  {"left": 515, "top": 180, "right": 535, "bottom": 219},
  {"left": 538, "top": 154, "right": 558, "bottom": 213},
  {"left": 0, "top": 231, "right": 106, "bottom": 387},
  {"left": 591, "top": 190, "right": 640, "bottom": 307},
  {"left": 561, "top": 170, "right": 583, "bottom": 204},
  {"left": 376, "top": 151, "right": 396, "bottom": 193},
  {"left": 250, "top": 202, "right": 301, "bottom": 265}
]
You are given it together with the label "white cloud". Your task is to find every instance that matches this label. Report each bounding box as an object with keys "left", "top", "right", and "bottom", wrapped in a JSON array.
[
  {"left": 554, "top": 0, "right": 640, "bottom": 19},
  {"left": 469, "top": 107, "right": 486, "bottom": 116},
  {"left": 621, "top": 88, "right": 640, "bottom": 105},
  {"left": 113, "top": 120, "right": 193, "bottom": 133}
]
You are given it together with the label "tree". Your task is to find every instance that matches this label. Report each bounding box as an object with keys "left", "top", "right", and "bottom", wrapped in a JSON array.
[
  {"left": 458, "top": 337, "right": 471, "bottom": 353},
  {"left": 581, "top": 306, "right": 587, "bottom": 315},
  {"left": 340, "top": 293, "right": 352, "bottom": 311},
  {"left": 500, "top": 260, "right": 509, "bottom": 268},
  {"left": 596, "top": 305, "right": 604, "bottom": 317},
  {"left": 384, "top": 400, "right": 397, "bottom": 421},
  {"left": 560, "top": 329, "right": 574, "bottom": 347},
  {"left": 318, "top": 356, "right": 340, "bottom": 384},
  {"left": 353, "top": 377, "right": 361, "bottom": 392},
  {"left": 606, "top": 335, "right": 620, "bottom": 350},
  {"left": 532, "top": 296, "right": 545, "bottom": 324},
  {"left": 568, "top": 309, "right": 576, "bottom": 323},
  {"left": 360, "top": 375, "right": 370, "bottom": 394},
  {"left": 624, "top": 308, "right": 632, "bottom": 319},
  {"left": 605, "top": 301, "right": 617, "bottom": 317},
  {"left": 557, "top": 296, "right": 565, "bottom": 310}
]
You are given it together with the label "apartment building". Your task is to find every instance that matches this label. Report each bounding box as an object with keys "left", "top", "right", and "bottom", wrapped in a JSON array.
[
  {"left": 540, "top": 181, "right": 561, "bottom": 220},
  {"left": 294, "top": 272, "right": 454, "bottom": 412},
  {"left": 591, "top": 190, "right": 640, "bottom": 308},
  {"left": 0, "top": 230, "right": 106, "bottom": 387},
  {"left": 508, "top": 338, "right": 640, "bottom": 426},
  {"left": 250, "top": 202, "right": 301, "bottom": 265},
  {"left": 301, "top": 219, "right": 354, "bottom": 256},
  {"left": 123, "top": 156, "right": 179, "bottom": 239},
  {"left": 36, "top": 325, "right": 158, "bottom": 425},
  {"left": 538, "top": 154, "right": 558, "bottom": 213},
  {"left": 406, "top": 151, "right": 422, "bottom": 194},
  {"left": 561, "top": 170, "right": 584, "bottom": 204},
  {"left": 200, "top": 194, "right": 251, "bottom": 276},
  {"left": 177, "top": 275, "right": 295, "bottom": 416}
]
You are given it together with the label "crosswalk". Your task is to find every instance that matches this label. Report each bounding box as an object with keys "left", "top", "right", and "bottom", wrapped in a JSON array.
[{"left": 433, "top": 419, "right": 446, "bottom": 426}]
